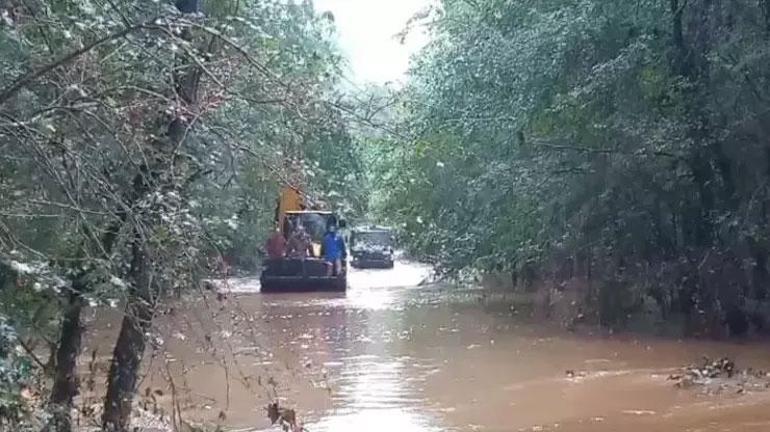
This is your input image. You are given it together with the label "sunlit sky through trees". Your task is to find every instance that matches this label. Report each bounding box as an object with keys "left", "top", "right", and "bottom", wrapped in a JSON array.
[{"left": 314, "top": 0, "right": 432, "bottom": 85}]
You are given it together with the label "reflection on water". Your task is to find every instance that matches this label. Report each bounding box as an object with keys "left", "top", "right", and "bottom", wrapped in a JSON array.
[
  {"left": 82, "top": 260, "right": 770, "bottom": 432},
  {"left": 310, "top": 356, "right": 442, "bottom": 432}
]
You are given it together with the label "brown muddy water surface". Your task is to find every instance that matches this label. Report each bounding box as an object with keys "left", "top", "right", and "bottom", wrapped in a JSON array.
[{"left": 82, "top": 261, "right": 770, "bottom": 432}]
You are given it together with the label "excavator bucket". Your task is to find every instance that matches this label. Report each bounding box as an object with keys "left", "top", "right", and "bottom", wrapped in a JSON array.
[{"left": 260, "top": 258, "right": 347, "bottom": 293}]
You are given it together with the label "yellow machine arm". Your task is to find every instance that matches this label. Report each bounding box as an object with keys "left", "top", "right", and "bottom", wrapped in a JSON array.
[
  {"left": 277, "top": 186, "right": 304, "bottom": 231},
  {"left": 276, "top": 186, "right": 331, "bottom": 258}
]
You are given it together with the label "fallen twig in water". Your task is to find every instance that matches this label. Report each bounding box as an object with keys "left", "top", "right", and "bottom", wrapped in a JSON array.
[{"left": 267, "top": 401, "right": 306, "bottom": 432}]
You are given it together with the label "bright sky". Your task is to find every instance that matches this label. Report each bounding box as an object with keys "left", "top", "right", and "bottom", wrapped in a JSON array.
[{"left": 314, "top": 0, "right": 432, "bottom": 85}]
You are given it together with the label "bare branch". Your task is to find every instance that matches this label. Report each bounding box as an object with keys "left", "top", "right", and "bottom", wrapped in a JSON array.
[{"left": 0, "top": 22, "right": 154, "bottom": 106}]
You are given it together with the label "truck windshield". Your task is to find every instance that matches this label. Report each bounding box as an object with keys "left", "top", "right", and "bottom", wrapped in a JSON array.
[{"left": 352, "top": 231, "right": 392, "bottom": 247}]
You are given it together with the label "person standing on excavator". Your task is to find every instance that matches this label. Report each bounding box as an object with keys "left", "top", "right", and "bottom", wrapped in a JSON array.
[
  {"left": 266, "top": 228, "right": 286, "bottom": 259},
  {"left": 321, "top": 221, "right": 346, "bottom": 276},
  {"left": 287, "top": 222, "right": 312, "bottom": 258}
]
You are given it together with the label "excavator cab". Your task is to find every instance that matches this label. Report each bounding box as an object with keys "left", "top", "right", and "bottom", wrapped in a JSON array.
[{"left": 260, "top": 187, "right": 347, "bottom": 292}]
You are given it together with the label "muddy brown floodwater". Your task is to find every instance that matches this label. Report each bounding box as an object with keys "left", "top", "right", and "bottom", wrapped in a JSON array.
[{"left": 81, "top": 260, "right": 770, "bottom": 432}]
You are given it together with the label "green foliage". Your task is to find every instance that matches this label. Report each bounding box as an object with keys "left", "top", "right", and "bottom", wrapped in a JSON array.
[
  {"left": 0, "top": 0, "right": 364, "bottom": 426},
  {"left": 371, "top": 0, "right": 770, "bottom": 331},
  {"left": 181, "top": 0, "right": 363, "bottom": 266},
  {"left": 0, "top": 315, "right": 34, "bottom": 428},
  {"left": 1, "top": 0, "right": 362, "bottom": 270}
]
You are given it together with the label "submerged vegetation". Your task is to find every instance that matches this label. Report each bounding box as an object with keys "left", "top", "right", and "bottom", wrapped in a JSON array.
[{"left": 3, "top": 0, "right": 770, "bottom": 430}]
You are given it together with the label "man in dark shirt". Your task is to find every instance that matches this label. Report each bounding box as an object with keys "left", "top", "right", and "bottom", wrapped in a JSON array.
[{"left": 266, "top": 228, "right": 286, "bottom": 259}]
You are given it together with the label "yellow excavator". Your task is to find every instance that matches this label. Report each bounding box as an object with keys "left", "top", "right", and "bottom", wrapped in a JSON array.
[{"left": 260, "top": 186, "right": 347, "bottom": 292}]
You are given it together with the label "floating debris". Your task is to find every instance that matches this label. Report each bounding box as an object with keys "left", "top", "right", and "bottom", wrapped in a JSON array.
[
  {"left": 565, "top": 369, "right": 587, "bottom": 379},
  {"left": 668, "top": 356, "right": 770, "bottom": 395},
  {"left": 668, "top": 356, "right": 736, "bottom": 386}
]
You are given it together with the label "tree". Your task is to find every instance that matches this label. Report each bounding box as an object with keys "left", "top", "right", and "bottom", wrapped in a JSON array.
[
  {"left": 1, "top": 0, "right": 362, "bottom": 429},
  {"left": 376, "top": 0, "right": 770, "bottom": 335}
]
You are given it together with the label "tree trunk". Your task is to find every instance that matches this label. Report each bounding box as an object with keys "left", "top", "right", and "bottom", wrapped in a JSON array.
[
  {"left": 690, "top": 152, "right": 716, "bottom": 246},
  {"left": 45, "top": 189, "right": 138, "bottom": 431},
  {"left": 45, "top": 288, "right": 85, "bottom": 432},
  {"left": 101, "top": 2, "right": 201, "bottom": 430},
  {"left": 102, "top": 238, "right": 155, "bottom": 432},
  {"left": 670, "top": 0, "right": 689, "bottom": 76},
  {"left": 101, "top": 306, "right": 152, "bottom": 432}
]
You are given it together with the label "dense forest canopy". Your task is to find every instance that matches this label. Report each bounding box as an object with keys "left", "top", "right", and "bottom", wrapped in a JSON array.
[
  {"left": 372, "top": 0, "right": 770, "bottom": 334},
  {"left": 3, "top": 0, "right": 770, "bottom": 430}
]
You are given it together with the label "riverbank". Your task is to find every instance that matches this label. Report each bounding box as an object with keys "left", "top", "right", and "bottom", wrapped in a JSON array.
[{"left": 477, "top": 269, "right": 770, "bottom": 341}]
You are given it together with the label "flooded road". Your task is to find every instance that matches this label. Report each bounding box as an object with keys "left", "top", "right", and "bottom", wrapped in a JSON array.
[{"left": 84, "top": 261, "right": 770, "bottom": 432}]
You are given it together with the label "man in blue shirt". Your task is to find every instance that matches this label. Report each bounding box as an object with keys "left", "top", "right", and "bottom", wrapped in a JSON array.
[{"left": 321, "top": 223, "right": 346, "bottom": 276}]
